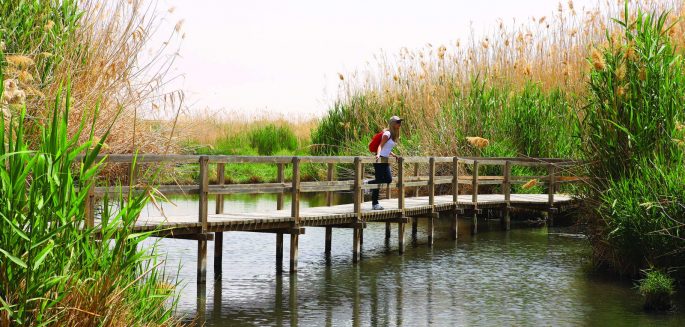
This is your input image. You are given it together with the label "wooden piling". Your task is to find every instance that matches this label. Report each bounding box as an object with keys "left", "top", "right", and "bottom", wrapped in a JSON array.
[
  {"left": 502, "top": 160, "right": 511, "bottom": 231},
  {"left": 214, "top": 163, "right": 225, "bottom": 275},
  {"left": 398, "top": 219, "right": 406, "bottom": 254},
  {"left": 276, "top": 233, "right": 284, "bottom": 274},
  {"left": 471, "top": 160, "right": 479, "bottom": 235},
  {"left": 451, "top": 157, "right": 459, "bottom": 240},
  {"left": 325, "top": 227, "right": 332, "bottom": 258},
  {"left": 353, "top": 157, "right": 362, "bottom": 262},
  {"left": 290, "top": 157, "right": 301, "bottom": 273},
  {"left": 290, "top": 233, "right": 299, "bottom": 273},
  {"left": 198, "top": 156, "right": 209, "bottom": 283}
]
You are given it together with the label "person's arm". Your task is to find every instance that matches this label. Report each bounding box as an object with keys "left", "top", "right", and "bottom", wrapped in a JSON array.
[{"left": 376, "top": 134, "right": 389, "bottom": 160}]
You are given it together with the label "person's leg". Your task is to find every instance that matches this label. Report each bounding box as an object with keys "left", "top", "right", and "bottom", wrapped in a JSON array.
[
  {"left": 370, "top": 163, "right": 383, "bottom": 205},
  {"left": 381, "top": 163, "right": 392, "bottom": 185}
]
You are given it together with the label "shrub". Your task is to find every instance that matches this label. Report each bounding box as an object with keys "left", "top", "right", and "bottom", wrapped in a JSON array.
[
  {"left": 249, "top": 124, "right": 298, "bottom": 155},
  {"left": 638, "top": 269, "right": 675, "bottom": 311}
]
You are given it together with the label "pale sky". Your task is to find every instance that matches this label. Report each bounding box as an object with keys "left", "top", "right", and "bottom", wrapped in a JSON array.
[{"left": 154, "top": 0, "right": 598, "bottom": 118}]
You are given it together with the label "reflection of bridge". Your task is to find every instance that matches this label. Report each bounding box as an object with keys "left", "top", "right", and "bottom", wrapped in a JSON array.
[{"left": 85, "top": 155, "right": 584, "bottom": 284}]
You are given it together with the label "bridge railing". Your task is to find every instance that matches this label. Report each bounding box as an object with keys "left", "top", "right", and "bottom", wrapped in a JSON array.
[{"left": 85, "top": 154, "right": 585, "bottom": 227}]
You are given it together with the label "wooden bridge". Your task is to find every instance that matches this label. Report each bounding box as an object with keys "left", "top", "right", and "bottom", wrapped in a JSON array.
[{"left": 84, "top": 155, "right": 584, "bottom": 284}]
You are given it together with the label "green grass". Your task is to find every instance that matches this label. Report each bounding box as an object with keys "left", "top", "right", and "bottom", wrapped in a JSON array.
[
  {"left": 638, "top": 268, "right": 675, "bottom": 311},
  {"left": 0, "top": 82, "right": 177, "bottom": 325}
]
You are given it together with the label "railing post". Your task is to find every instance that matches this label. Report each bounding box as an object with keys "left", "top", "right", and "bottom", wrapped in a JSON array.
[
  {"left": 471, "top": 160, "right": 479, "bottom": 235},
  {"left": 502, "top": 160, "right": 511, "bottom": 231},
  {"left": 413, "top": 163, "right": 420, "bottom": 197},
  {"left": 198, "top": 156, "right": 209, "bottom": 284},
  {"left": 214, "top": 163, "right": 225, "bottom": 276},
  {"left": 547, "top": 163, "right": 556, "bottom": 227},
  {"left": 428, "top": 157, "right": 436, "bottom": 246},
  {"left": 277, "top": 163, "right": 285, "bottom": 210},
  {"left": 290, "top": 157, "right": 301, "bottom": 273},
  {"left": 451, "top": 157, "right": 459, "bottom": 240},
  {"left": 326, "top": 163, "right": 335, "bottom": 206},
  {"left": 353, "top": 157, "right": 362, "bottom": 262},
  {"left": 547, "top": 163, "right": 556, "bottom": 207},
  {"left": 85, "top": 183, "right": 95, "bottom": 228}
]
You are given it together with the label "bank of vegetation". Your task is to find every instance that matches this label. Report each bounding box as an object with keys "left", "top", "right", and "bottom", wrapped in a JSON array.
[
  {"left": 1, "top": 0, "right": 180, "bottom": 325},
  {"left": 311, "top": 0, "right": 685, "bottom": 300}
]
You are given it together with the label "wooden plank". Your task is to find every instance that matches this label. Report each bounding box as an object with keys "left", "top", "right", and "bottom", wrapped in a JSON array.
[{"left": 94, "top": 184, "right": 199, "bottom": 196}]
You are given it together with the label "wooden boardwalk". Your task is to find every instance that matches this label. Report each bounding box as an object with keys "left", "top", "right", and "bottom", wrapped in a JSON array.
[
  {"left": 129, "top": 194, "right": 575, "bottom": 232},
  {"left": 86, "top": 154, "right": 584, "bottom": 284}
]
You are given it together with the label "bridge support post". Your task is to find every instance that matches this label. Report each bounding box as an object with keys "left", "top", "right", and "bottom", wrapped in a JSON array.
[
  {"left": 276, "top": 232, "right": 284, "bottom": 274},
  {"left": 325, "top": 227, "right": 332, "bottom": 259},
  {"left": 214, "top": 232, "right": 223, "bottom": 277},
  {"left": 428, "top": 213, "right": 437, "bottom": 246},
  {"left": 353, "top": 227, "right": 362, "bottom": 263},
  {"left": 197, "top": 240, "right": 207, "bottom": 284},
  {"left": 385, "top": 222, "right": 391, "bottom": 240},
  {"left": 398, "top": 220, "right": 406, "bottom": 254},
  {"left": 451, "top": 211, "right": 459, "bottom": 240},
  {"left": 214, "top": 163, "right": 225, "bottom": 277},
  {"left": 502, "top": 207, "right": 511, "bottom": 231},
  {"left": 471, "top": 160, "right": 479, "bottom": 235},
  {"left": 502, "top": 161, "right": 511, "bottom": 231},
  {"left": 451, "top": 157, "right": 459, "bottom": 241},
  {"left": 290, "top": 233, "right": 299, "bottom": 272},
  {"left": 198, "top": 156, "right": 209, "bottom": 284},
  {"left": 411, "top": 218, "right": 418, "bottom": 241}
]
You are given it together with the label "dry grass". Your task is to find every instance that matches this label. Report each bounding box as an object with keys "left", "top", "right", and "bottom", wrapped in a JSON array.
[
  {"left": 2, "top": 0, "right": 183, "bottom": 154},
  {"left": 176, "top": 108, "right": 317, "bottom": 146},
  {"left": 333, "top": 0, "right": 685, "bottom": 155}
]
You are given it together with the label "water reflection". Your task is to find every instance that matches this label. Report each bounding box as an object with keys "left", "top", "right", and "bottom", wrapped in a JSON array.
[{"left": 147, "top": 194, "right": 685, "bottom": 326}]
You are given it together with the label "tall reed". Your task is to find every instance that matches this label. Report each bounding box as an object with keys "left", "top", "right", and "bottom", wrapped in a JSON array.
[
  {"left": 581, "top": 3, "right": 685, "bottom": 276},
  {"left": 0, "top": 80, "right": 177, "bottom": 325},
  {"left": 313, "top": 0, "right": 685, "bottom": 159},
  {"left": 1, "top": 0, "right": 182, "bottom": 154}
]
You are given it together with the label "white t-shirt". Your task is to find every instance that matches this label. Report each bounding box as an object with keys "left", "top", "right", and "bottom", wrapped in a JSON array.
[{"left": 379, "top": 130, "right": 396, "bottom": 157}]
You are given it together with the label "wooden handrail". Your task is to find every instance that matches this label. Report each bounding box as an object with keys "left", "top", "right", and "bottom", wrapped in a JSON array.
[{"left": 89, "top": 154, "right": 581, "bottom": 166}]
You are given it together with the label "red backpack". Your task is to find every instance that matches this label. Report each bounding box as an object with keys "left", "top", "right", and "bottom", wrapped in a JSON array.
[{"left": 368, "top": 131, "right": 384, "bottom": 153}]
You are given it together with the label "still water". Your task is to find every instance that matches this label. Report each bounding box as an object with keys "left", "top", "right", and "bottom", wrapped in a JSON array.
[{"left": 141, "top": 194, "right": 685, "bottom": 326}]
